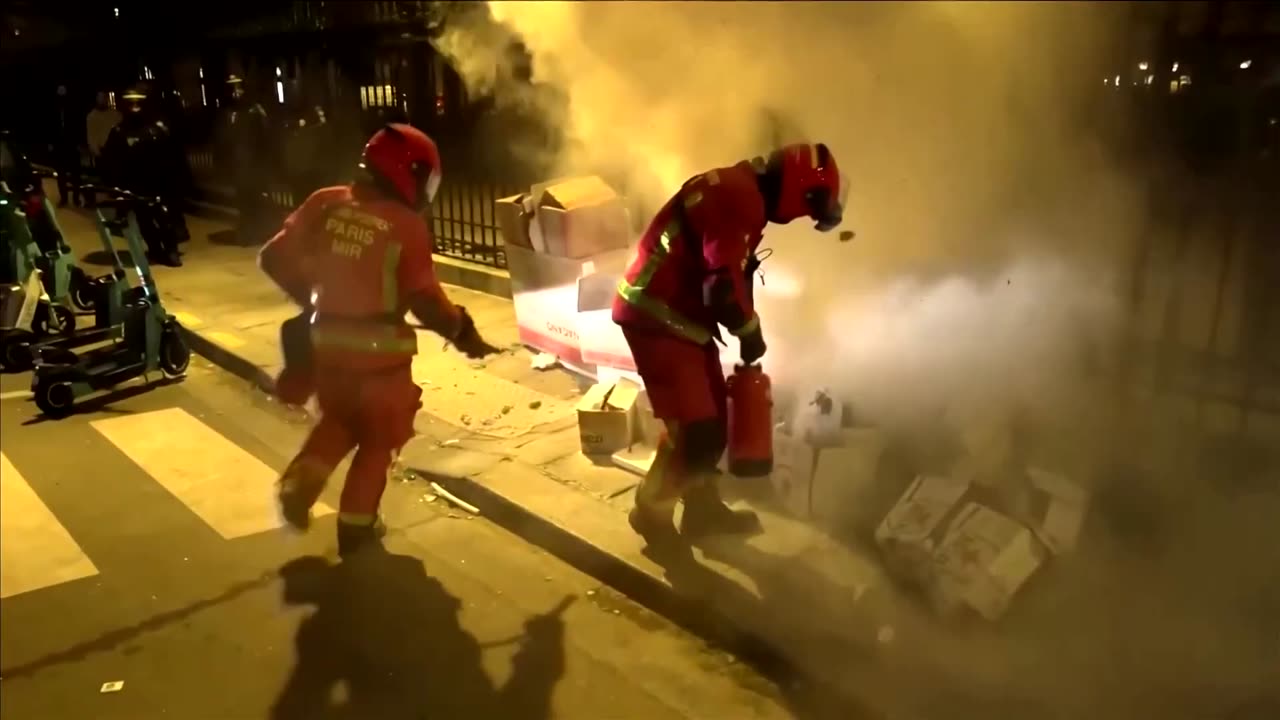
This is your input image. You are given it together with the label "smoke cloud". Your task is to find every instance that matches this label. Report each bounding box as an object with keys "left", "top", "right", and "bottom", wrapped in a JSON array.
[
  {"left": 434, "top": 3, "right": 1278, "bottom": 716},
  {"left": 437, "top": 0, "right": 1140, "bottom": 437}
]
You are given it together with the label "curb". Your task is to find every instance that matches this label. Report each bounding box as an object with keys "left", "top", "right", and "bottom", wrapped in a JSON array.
[
  {"left": 185, "top": 324, "right": 865, "bottom": 717},
  {"left": 180, "top": 325, "right": 275, "bottom": 396},
  {"left": 433, "top": 255, "right": 512, "bottom": 299}
]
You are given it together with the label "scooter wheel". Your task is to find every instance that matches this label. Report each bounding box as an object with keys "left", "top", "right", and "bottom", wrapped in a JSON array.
[
  {"left": 159, "top": 327, "right": 190, "bottom": 378},
  {"left": 1, "top": 341, "right": 33, "bottom": 373},
  {"left": 69, "top": 267, "right": 96, "bottom": 312},
  {"left": 34, "top": 379, "right": 75, "bottom": 419},
  {"left": 32, "top": 305, "right": 76, "bottom": 337}
]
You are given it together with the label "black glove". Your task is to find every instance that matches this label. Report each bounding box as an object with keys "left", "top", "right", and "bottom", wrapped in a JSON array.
[
  {"left": 450, "top": 305, "right": 501, "bottom": 359},
  {"left": 280, "top": 311, "right": 313, "bottom": 370},
  {"left": 738, "top": 325, "right": 767, "bottom": 365}
]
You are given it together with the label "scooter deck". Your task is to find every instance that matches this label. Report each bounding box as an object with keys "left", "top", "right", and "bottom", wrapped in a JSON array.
[{"left": 24, "top": 325, "right": 122, "bottom": 354}]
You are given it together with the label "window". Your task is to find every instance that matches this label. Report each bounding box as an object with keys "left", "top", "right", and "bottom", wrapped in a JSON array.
[{"left": 360, "top": 85, "right": 397, "bottom": 109}]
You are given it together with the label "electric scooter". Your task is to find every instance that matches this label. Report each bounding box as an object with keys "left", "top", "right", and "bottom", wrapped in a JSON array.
[
  {"left": 0, "top": 186, "right": 135, "bottom": 372},
  {"left": 27, "top": 173, "right": 98, "bottom": 312},
  {"left": 0, "top": 184, "right": 76, "bottom": 367},
  {"left": 30, "top": 188, "right": 190, "bottom": 418}
]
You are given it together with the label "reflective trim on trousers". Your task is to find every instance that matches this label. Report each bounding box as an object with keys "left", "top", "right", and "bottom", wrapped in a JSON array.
[{"left": 311, "top": 326, "right": 417, "bottom": 355}]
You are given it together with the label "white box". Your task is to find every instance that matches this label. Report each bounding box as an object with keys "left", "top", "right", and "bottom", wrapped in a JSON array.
[
  {"left": 577, "top": 309, "right": 636, "bottom": 372},
  {"left": 576, "top": 381, "right": 642, "bottom": 456},
  {"left": 506, "top": 244, "right": 630, "bottom": 370},
  {"left": 809, "top": 428, "right": 888, "bottom": 531},
  {"left": 930, "top": 502, "right": 1048, "bottom": 621},
  {"left": 769, "top": 428, "right": 819, "bottom": 517}
]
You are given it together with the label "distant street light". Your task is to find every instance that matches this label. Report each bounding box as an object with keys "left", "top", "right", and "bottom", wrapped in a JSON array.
[
  {"left": 1239, "top": 60, "right": 1252, "bottom": 70},
  {"left": 1138, "top": 61, "right": 1149, "bottom": 71},
  {"left": 1114, "top": 74, "right": 1121, "bottom": 87},
  {"left": 1172, "top": 62, "right": 1179, "bottom": 73}
]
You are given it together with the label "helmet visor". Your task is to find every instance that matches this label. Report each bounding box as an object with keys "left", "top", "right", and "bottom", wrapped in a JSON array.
[{"left": 811, "top": 171, "right": 849, "bottom": 232}]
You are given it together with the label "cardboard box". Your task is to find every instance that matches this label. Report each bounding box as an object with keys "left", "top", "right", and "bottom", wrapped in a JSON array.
[
  {"left": 929, "top": 502, "right": 1048, "bottom": 621},
  {"left": 577, "top": 380, "right": 642, "bottom": 456},
  {"left": 495, "top": 194, "right": 533, "bottom": 249},
  {"left": 532, "top": 176, "right": 630, "bottom": 259},
  {"left": 506, "top": 244, "right": 631, "bottom": 370},
  {"left": 874, "top": 475, "right": 972, "bottom": 588}
]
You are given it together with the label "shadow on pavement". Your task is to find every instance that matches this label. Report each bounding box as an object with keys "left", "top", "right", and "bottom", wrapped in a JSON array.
[
  {"left": 208, "top": 228, "right": 253, "bottom": 247},
  {"left": 642, "top": 541, "right": 888, "bottom": 720},
  {"left": 271, "top": 547, "right": 569, "bottom": 720},
  {"left": 81, "top": 249, "right": 133, "bottom": 268},
  {"left": 20, "top": 377, "right": 184, "bottom": 426},
  {"left": 0, "top": 569, "right": 280, "bottom": 681}
]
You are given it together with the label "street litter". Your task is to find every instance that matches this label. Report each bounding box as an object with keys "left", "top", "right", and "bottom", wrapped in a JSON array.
[
  {"left": 100, "top": 681, "right": 124, "bottom": 694},
  {"left": 429, "top": 481, "right": 479, "bottom": 515},
  {"left": 531, "top": 352, "right": 560, "bottom": 370}
]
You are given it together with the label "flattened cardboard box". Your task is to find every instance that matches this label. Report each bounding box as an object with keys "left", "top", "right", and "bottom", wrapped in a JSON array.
[
  {"left": 577, "top": 380, "right": 641, "bottom": 456},
  {"left": 929, "top": 502, "right": 1048, "bottom": 621},
  {"left": 874, "top": 474, "right": 972, "bottom": 588}
]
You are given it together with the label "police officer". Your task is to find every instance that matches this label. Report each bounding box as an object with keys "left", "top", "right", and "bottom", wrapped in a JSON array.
[
  {"left": 215, "top": 75, "right": 272, "bottom": 244},
  {"left": 98, "top": 87, "right": 184, "bottom": 267}
]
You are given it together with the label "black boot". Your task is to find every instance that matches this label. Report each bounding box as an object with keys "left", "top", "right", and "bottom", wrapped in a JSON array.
[
  {"left": 628, "top": 503, "right": 684, "bottom": 553},
  {"left": 278, "top": 485, "right": 314, "bottom": 531},
  {"left": 337, "top": 517, "right": 388, "bottom": 557},
  {"left": 679, "top": 479, "right": 763, "bottom": 541}
]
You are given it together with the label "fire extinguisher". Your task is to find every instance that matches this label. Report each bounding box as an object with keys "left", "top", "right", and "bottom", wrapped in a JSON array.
[{"left": 726, "top": 363, "right": 774, "bottom": 477}]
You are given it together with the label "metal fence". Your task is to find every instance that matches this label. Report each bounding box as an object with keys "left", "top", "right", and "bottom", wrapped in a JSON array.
[
  {"left": 184, "top": 146, "right": 518, "bottom": 269},
  {"left": 1122, "top": 160, "right": 1280, "bottom": 437}
]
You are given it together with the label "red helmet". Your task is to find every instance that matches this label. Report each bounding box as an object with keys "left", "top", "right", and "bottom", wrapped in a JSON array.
[
  {"left": 767, "top": 142, "right": 848, "bottom": 232},
  {"left": 358, "top": 123, "right": 442, "bottom": 210}
]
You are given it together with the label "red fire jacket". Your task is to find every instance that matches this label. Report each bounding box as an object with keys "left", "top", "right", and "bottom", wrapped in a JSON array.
[
  {"left": 259, "top": 184, "right": 456, "bottom": 369},
  {"left": 612, "top": 161, "right": 766, "bottom": 345}
]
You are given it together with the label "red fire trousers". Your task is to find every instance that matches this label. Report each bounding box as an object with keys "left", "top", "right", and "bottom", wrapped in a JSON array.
[
  {"left": 283, "top": 361, "right": 422, "bottom": 524},
  {"left": 621, "top": 326, "right": 728, "bottom": 506}
]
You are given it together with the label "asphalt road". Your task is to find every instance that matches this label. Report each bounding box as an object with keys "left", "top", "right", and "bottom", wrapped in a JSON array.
[{"left": 0, "top": 358, "right": 789, "bottom": 720}]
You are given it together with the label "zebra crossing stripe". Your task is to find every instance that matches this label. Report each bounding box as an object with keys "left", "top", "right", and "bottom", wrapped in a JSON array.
[
  {"left": 90, "top": 408, "right": 334, "bottom": 540},
  {"left": 1, "top": 452, "right": 100, "bottom": 599}
]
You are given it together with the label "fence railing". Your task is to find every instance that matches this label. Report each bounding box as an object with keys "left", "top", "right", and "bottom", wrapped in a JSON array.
[
  {"left": 184, "top": 146, "right": 517, "bottom": 270},
  {"left": 1122, "top": 161, "right": 1280, "bottom": 435}
]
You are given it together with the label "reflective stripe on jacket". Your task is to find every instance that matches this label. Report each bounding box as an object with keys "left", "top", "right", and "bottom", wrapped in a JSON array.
[{"left": 614, "top": 212, "right": 713, "bottom": 345}]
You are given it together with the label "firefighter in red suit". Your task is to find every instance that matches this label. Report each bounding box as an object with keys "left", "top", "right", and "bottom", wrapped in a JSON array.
[
  {"left": 612, "top": 143, "right": 849, "bottom": 548},
  {"left": 260, "top": 124, "right": 499, "bottom": 555}
]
